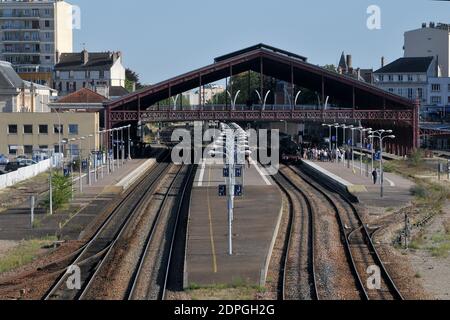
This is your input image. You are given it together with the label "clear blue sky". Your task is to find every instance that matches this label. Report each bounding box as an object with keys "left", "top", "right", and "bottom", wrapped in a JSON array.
[{"left": 69, "top": 0, "right": 449, "bottom": 84}]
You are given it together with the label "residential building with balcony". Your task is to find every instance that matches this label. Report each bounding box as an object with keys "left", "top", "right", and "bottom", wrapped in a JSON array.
[
  {"left": 0, "top": 0, "right": 73, "bottom": 86},
  {"left": 373, "top": 56, "right": 439, "bottom": 103},
  {"left": 53, "top": 50, "right": 126, "bottom": 97}
]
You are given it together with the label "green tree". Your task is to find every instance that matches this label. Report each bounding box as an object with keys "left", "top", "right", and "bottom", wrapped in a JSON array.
[
  {"left": 126, "top": 68, "right": 146, "bottom": 92},
  {"left": 44, "top": 173, "right": 72, "bottom": 211}
]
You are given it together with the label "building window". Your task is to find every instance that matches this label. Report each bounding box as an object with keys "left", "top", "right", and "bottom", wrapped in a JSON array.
[
  {"left": 388, "top": 88, "right": 394, "bottom": 93},
  {"left": 24, "top": 145, "right": 33, "bottom": 155},
  {"left": 432, "top": 84, "right": 441, "bottom": 92},
  {"left": 397, "top": 88, "right": 403, "bottom": 96},
  {"left": 54, "top": 144, "right": 60, "bottom": 153},
  {"left": 448, "top": 84, "right": 450, "bottom": 92},
  {"left": 431, "top": 96, "right": 442, "bottom": 104},
  {"left": 8, "top": 145, "right": 18, "bottom": 156},
  {"left": 379, "top": 75, "right": 384, "bottom": 82},
  {"left": 448, "top": 96, "right": 450, "bottom": 104},
  {"left": 407, "top": 88, "right": 414, "bottom": 99},
  {"left": 44, "top": 20, "right": 50, "bottom": 28},
  {"left": 39, "top": 145, "right": 48, "bottom": 151},
  {"left": 39, "top": 125, "right": 48, "bottom": 135},
  {"left": 8, "top": 124, "right": 18, "bottom": 135},
  {"left": 99, "top": 70, "right": 104, "bottom": 79},
  {"left": 85, "top": 71, "right": 90, "bottom": 78},
  {"left": 69, "top": 144, "right": 79, "bottom": 157},
  {"left": 418, "top": 88, "right": 424, "bottom": 100},
  {"left": 398, "top": 75, "right": 403, "bottom": 82},
  {"left": 23, "top": 125, "right": 33, "bottom": 134},
  {"left": 69, "top": 71, "right": 74, "bottom": 79},
  {"left": 408, "top": 75, "right": 414, "bottom": 82},
  {"left": 69, "top": 124, "right": 79, "bottom": 135},
  {"left": 388, "top": 75, "right": 394, "bottom": 81},
  {"left": 54, "top": 124, "right": 64, "bottom": 134}
]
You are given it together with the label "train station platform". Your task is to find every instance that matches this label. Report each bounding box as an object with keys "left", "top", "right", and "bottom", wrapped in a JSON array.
[
  {"left": 185, "top": 158, "right": 283, "bottom": 288},
  {"left": 301, "top": 160, "right": 415, "bottom": 209},
  {"left": 0, "top": 158, "right": 156, "bottom": 241}
]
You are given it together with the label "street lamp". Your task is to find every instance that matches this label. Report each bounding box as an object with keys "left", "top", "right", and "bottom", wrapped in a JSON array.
[
  {"left": 322, "top": 123, "right": 338, "bottom": 152},
  {"left": 127, "top": 125, "right": 132, "bottom": 160},
  {"left": 340, "top": 124, "right": 354, "bottom": 167},
  {"left": 353, "top": 127, "right": 372, "bottom": 175},
  {"left": 368, "top": 130, "right": 395, "bottom": 198},
  {"left": 334, "top": 124, "right": 341, "bottom": 163}
]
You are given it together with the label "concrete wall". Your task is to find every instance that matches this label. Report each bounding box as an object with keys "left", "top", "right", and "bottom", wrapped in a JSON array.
[{"left": 0, "top": 159, "right": 51, "bottom": 190}]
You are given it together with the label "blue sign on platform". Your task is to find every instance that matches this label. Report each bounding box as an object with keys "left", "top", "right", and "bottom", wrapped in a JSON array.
[
  {"left": 235, "top": 166, "right": 243, "bottom": 178},
  {"left": 218, "top": 185, "right": 227, "bottom": 197},
  {"left": 223, "top": 167, "right": 230, "bottom": 178},
  {"left": 234, "top": 185, "right": 243, "bottom": 197}
]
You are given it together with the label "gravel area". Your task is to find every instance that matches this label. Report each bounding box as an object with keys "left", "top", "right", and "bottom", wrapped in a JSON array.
[
  {"left": 82, "top": 165, "right": 185, "bottom": 300},
  {"left": 0, "top": 241, "right": 83, "bottom": 300},
  {"left": 0, "top": 173, "right": 49, "bottom": 214},
  {"left": 283, "top": 166, "right": 360, "bottom": 300}
]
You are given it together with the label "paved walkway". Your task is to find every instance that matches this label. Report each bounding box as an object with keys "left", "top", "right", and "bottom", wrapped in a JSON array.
[
  {"left": 0, "top": 159, "right": 154, "bottom": 241},
  {"left": 185, "top": 159, "right": 282, "bottom": 287},
  {"left": 304, "top": 160, "right": 415, "bottom": 208}
]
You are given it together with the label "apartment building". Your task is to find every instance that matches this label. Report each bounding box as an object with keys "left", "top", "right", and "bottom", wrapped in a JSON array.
[
  {"left": 53, "top": 50, "right": 126, "bottom": 97},
  {"left": 0, "top": 0, "right": 73, "bottom": 86},
  {"left": 373, "top": 56, "right": 438, "bottom": 103},
  {"left": 404, "top": 22, "right": 449, "bottom": 77}
]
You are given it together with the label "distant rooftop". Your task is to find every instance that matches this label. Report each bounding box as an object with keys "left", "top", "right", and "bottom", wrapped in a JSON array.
[
  {"left": 55, "top": 50, "right": 121, "bottom": 71},
  {"left": 418, "top": 22, "right": 450, "bottom": 32},
  {"left": 214, "top": 43, "right": 307, "bottom": 63},
  {"left": 374, "top": 57, "right": 434, "bottom": 74}
]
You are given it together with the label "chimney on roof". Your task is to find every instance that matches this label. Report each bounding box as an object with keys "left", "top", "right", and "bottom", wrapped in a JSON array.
[
  {"left": 112, "top": 51, "right": 122, "bottom": 63},
  {"left": 381, "top": 56, "right": 385, "bottom": 68},
  {"left": 346, "top": 55, "right": 352, "bottom": 71},
  {"left": 82, "top": 49, "right": 89, "bottom": 65}
]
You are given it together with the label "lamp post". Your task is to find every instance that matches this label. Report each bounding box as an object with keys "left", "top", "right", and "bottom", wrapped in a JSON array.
[
  {"left": 210, "top": 128, "right": 250, "bottom": 256},
  {"left": 127, "top": 125, "right": 132, "bottom": 160},
  {"left": 368, "top": 130, "right": 395, "bottom": 198},
  {"left": 322, "top": 123, "right": 338, "bottom": 153},
  {"left": 354, "top": 127, "right": 372, "bottom": 175},
  {"left": 340, "top": 124, "right": 353, "bottom": 167},
  {"left": 334, "top": 124, "right": 340, "bottom": 163}
]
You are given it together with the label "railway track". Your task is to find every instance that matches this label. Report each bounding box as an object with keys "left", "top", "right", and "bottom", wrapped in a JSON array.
[
  {"left": 287, "top": 164, "right": 404, "bottom": 301},
  {"left": 43, "top": 153, "right": 172, "bottom": 300},
  {"left": 272, "top": 171, "right": 319, "bottom": 300},
  {"left": 127, "top": 164, "right": 195, "bottom": 300}
]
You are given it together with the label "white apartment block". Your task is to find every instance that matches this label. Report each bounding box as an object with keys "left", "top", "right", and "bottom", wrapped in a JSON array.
[
  {"left": 373, "top": 56, "right": 438, "bottom": 103},
  {"left": 54, "top": 50, "right": 126, "bottom": 96},
  {"left": 0, "top": 0, "right": 73, "bottom": 85},
  {"left": 404, "top": 22, "right": 449, "bottom": 77}
]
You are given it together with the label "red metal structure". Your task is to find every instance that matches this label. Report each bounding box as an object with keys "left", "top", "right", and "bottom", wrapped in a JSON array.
[{"left": 105, "top": 44, "right": 419, "bottom": 156}]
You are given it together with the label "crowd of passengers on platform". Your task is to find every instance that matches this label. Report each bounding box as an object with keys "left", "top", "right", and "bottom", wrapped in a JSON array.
[{"left": 302, "top": 147, "right": 353, "bottom": 163}]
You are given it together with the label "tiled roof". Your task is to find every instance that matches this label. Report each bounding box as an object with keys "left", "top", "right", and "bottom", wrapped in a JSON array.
[
  {"left": 374, "top": 57, "right": 434, "bottom": 73},
  {"left": 56, "top": 88, "right": 108, "bottom": 104}
]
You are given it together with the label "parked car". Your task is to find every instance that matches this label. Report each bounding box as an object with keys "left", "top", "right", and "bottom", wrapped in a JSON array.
[
  {"left": 3, "top": 160, "right": 32, "bottom": 172},
  {"left": 18, "top": 159, "right": 37, "bottom": 167},
  {"left": 0, "top": 154, "right": 9, "bottom": 165}
]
